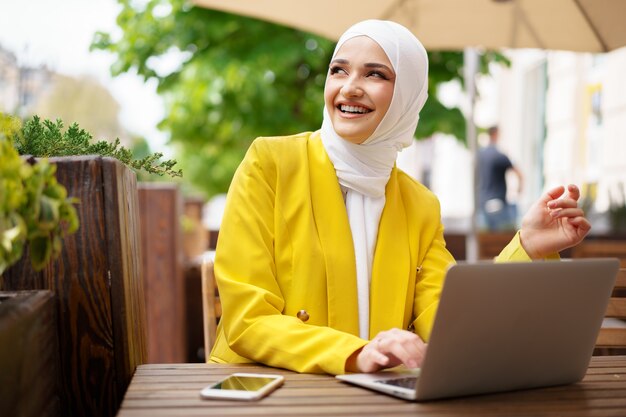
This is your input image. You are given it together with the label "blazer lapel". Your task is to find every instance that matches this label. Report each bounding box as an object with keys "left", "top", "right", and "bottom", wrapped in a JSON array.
[
  {"left": 370, "top": 168, "right": 412, "bottom": 337},
  {"left": 308, "top": 132, "right": 360, "bottom": 336}
]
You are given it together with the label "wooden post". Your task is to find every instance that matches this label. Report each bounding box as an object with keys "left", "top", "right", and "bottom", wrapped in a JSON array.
[
  {"left": 138, "top": 183, "right": 186, "bottom": 363},
  {"left": 182, "top": 196, "right": 208, "bottom": 260}
]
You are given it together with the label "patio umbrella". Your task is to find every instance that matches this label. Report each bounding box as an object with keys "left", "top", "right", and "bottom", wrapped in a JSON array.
[
  {"left": 192, "top": 0, "right": 626, "bottom": 260},
  {"left": 192, "top": 0, "right": 626, "bottom": 53}
]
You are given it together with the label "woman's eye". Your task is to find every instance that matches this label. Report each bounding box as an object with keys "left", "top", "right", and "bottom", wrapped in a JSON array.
[
  {"left": 329, "top": 66, "right": 347, "bottom": 75},
  {"left": 368, "top": 71, "right": 388, "bottom": 80}
]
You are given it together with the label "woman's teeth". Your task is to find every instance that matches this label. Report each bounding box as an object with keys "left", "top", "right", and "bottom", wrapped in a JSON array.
[{"left": 340, "top": 105, "right": 371, "bottom": 114}]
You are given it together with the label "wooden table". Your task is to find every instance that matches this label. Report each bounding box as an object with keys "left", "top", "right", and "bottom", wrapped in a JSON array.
[{"left": 117, "top": 356, "right": 626, "bottom": 416}]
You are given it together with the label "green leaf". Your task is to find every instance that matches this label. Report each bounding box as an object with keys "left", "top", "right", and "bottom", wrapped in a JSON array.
[
  {"left": 29, "top": 235, "right": 52, "bottom": 271},
  {"left": 38, "top": 195, "right": 61, "bottom": 231}
]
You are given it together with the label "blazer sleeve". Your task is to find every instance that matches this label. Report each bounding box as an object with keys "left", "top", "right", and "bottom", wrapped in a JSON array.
[
  {"left": 412, "top": 221, "right": 455, "bottom": 342},
  {"left": 495, "top": 231, "right": 560, "bottom": 261},
  {"left": 214, "top": 140, "right": 367, "bottom": 375}
]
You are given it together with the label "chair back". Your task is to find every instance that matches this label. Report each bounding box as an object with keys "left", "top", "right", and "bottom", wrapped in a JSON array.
[
  {"left": 596, "top": 268, "right": 626, "bottom": 352},
  {"left": 201, "top": 259, "right": 221, "bottom": 357},
  {"left": 477, "top": 231, "right": 517, "bottom": 260}
]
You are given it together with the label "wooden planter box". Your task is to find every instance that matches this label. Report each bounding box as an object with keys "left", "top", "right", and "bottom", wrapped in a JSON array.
[
  {"left": 1, "top": 156, "right": 147, "bottom": 417},
  {"left": 0, "top": 290, "right": 59, "bottom": 417}
]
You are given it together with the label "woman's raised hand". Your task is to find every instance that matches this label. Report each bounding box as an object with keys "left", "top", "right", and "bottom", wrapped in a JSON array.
[{"left": 519, "top": 184, "right": 591, "bottom": 259}]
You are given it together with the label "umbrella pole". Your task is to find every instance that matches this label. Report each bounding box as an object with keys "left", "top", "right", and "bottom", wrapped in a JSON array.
[{"left": 464, "top": 47, "right": 479, "bottom": 262}]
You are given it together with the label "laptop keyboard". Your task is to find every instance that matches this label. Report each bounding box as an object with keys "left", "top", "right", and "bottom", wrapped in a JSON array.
[{"left": 375, "top": 376, "right": 418, "bottom": 390}]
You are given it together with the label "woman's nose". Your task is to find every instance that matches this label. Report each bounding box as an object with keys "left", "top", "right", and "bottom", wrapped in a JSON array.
[{"left": 341, "top": 77, "right": 363, "bottom": 97}]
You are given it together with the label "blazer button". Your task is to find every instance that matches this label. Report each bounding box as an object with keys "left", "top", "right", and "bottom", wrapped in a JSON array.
[{"left": 297, "top": 310, "right": 310, "bottom": 322}]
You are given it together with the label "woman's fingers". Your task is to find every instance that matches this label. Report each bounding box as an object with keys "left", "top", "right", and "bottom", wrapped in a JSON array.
[
  {"left": 378, "top": 337, "right": 418, "bottom": 368},
  {"left": 547, "top": 185, "right": 581, "bottom": 212},
  {"left": 356, "top": 344, "right": 390, "bottom": 373},
  {"left": 568, "top": 216, "right": 592, "bottom": 233},
  {"left": 540, "top": 185, "right": 566, "bottom": 205},
  {"left": 566, "top": 184, "right": 581, "bottom": 200},
  {"left": 360, "top": 329, "right": 426, "bottom": 372},
  {"left": 548, "top": 198, "right": 578, "bottom": 210},
  {"left": 548, "top": 207, "right": 584, "bottom": 219}
]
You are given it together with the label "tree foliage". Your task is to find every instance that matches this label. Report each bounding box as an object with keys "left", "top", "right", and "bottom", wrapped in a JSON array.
[
  {"left": 92, "top": 0, "right": 507, "bottom": 197},
  {"left": 33, "top": 74, "right": 125, "bottom": 142}
]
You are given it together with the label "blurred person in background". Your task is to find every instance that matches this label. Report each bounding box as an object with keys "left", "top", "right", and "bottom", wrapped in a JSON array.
[{"left": 478, "top": 126, "right": 524, "bottom": 231}]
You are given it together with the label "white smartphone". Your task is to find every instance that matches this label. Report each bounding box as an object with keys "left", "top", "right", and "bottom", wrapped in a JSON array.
[{"left": 200, "top": 373, "right": 285, "bottom": 401}]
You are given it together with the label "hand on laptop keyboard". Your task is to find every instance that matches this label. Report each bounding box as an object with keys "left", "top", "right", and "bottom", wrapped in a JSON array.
[
  {"left": 348, "top": 328, "right": 427, "bottom": 373},
  {"left": 376, "top": 376, "right": 419, "bottom": 390}
]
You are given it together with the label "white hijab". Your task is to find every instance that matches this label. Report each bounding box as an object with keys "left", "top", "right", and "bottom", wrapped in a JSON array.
[{"left": 320, "top": 20, "right": 429, "bottom": 339}]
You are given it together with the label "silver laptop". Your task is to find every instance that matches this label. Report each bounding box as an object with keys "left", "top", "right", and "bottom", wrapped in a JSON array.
[{"left": 337, "top": 258, "right": 620, "bottom": 401}]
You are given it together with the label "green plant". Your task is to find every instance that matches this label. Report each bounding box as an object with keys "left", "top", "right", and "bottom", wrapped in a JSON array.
[
  {"left": 0, "top": 124, "right": 79, "bottom": 275},
  {"left": 13, "top": 115, "right": 182, "bottom": 178}
]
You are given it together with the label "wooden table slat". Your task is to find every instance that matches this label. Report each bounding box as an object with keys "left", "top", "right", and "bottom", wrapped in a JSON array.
[{"left": 117, "top": 357, "right": 626, "bottom": 417}]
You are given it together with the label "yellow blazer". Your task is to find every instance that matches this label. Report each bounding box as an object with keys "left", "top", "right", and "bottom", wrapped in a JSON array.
[{"left": 209, "top": 131, "right": 531, "bottom": 375}]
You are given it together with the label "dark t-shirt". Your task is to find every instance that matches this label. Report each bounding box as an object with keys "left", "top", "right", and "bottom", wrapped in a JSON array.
[{"left": 478, "top": 144, "right": 513, "bottom": 205}]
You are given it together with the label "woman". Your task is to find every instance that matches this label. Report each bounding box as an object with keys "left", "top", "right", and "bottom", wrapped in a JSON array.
[{"left": 208, "top": 20, "right": 590, "bottom": 375}]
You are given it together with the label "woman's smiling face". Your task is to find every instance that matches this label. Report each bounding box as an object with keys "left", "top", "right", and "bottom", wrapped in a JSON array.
[{"left": 324, "top": 36, "right": 396, "bottom": 145}]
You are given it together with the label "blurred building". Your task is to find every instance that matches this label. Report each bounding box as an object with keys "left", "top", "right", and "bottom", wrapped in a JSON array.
[
  {"left": 0, "top": 45, "right": 52, "bottom": 116},
  {"left": 497, "top": 47, "right": 626, "bottom": 234},
  {"left": 398, "top": 47, "right": 626, "bottom": 235},
  {"left": 0, "top": 43, "right": 130, "bottom": 146}
]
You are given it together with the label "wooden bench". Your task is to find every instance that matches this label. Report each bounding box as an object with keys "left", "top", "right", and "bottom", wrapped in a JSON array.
[
  {"left": 596, "top": 268, "right": 626, "bottom": 355},
  {"left": 571, "top": 238, "right": 626, "bottom": 267}
]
